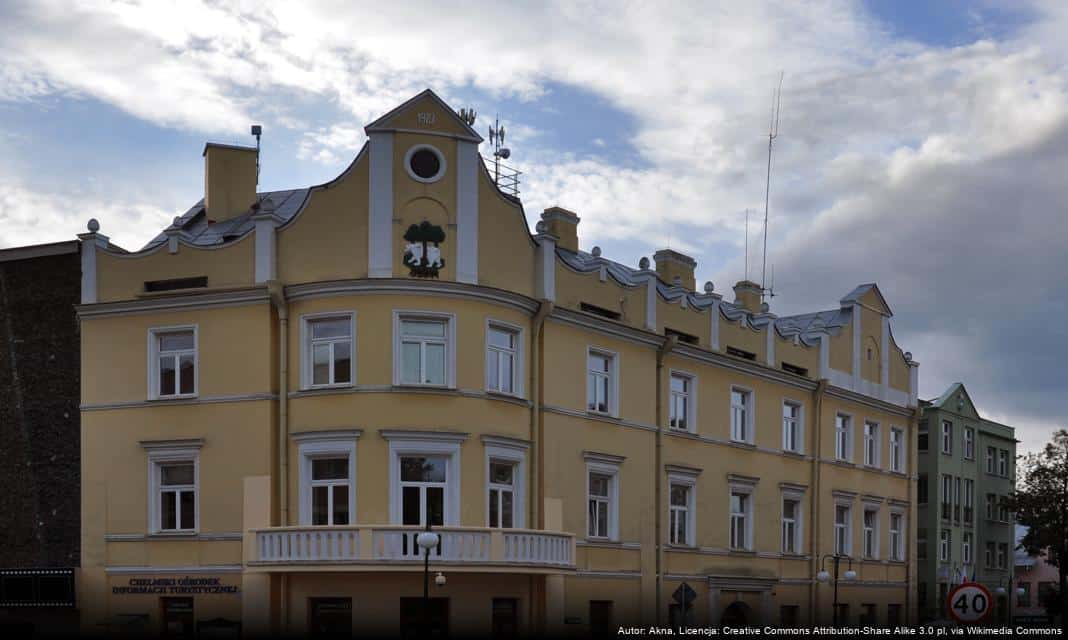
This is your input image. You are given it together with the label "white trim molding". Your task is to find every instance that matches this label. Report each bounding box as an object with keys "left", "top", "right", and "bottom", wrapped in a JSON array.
[
  {"left": 585, "top": 452, "right": 622, "bottom": 542},
  {"left": 392, "top": 310, "right": 457, "bottom": 388},
  {"left": 483, "top": 437, "right": 528, "bottom": 529},
  {"left": 381, "top": 430, "right": 467, "bottom": 526},
  {"left": 147, "top": 324, "right": 199, "bottom": 401},
  {"left": 485, "top": 318, "right": 525, "bottom": 399},
  {"left": 293, "top": 430, "right": 361, "bottom": 526},
  {"left": 300, "top": 311, "right": 357, "bottom": 390},
  {"left": 143, "top": 444, "right": 201, "bottom": 536},
  {"left": 455, "top": 140, "right": 478, "bottom": 284},
  {"left": 368, "top": 131, "right": 394, "bottom": 278},
  {"left": 403, "top": 143, "right": 447, "bottom": 184},
  {"left": 586, "top": 345, "right": 621, "bottom": 418}
]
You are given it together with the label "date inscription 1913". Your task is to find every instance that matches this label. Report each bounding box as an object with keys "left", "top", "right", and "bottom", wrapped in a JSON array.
[{"left": 418, "top": 112, "right": 436, "bottom": 125}]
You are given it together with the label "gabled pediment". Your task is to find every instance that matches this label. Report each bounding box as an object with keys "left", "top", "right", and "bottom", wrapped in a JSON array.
[
  {"left": 840, "top": 283, "right": 892, "bottom": 316},
  {"left": 365, "top": 88, "right": 483, "bottom": 142},
  {"left": 929, "top": 382, "right": 981, "bottom": 419}
]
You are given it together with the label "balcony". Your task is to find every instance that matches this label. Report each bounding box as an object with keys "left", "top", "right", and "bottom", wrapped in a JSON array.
[{"left": 248, "top": 525, "right": 575, "bottom": 573}]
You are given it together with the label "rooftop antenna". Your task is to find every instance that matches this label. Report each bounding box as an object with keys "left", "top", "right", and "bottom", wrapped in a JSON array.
[
  {"left": 488, "top": 115, "right": 510, "bottom": 187},
  {"left": 761, "top": 72, "right": 783, "bottom": 302},
  {"left": 250, "top": 124, "right": 263, "bottom": 189},
  {"left": 744, "top": 208, "right": 750, "bottom": 281}
]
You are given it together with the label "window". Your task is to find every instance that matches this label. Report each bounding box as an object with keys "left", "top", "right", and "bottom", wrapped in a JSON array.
[
  {"left": 401, "top": 456, "right": 447, "bottom": 527},
  {"left": 395, "top": 313, "right": 453, "bottom": 387},
  {"left": 860, "top": 603, "right": 877, "bottom": 625},
  {"left": 985, "top": 541, "right": 995, "bottom": 568},
  {"left": 585, "top": 455, "right": 620, "bottom": 541},
  {"left": 986, "top": 493, "right": 997, "bottom": 520},
  {"left": 488, "top": 462, "right": 515, "bottom": 528},
  {"left": 918, "top": 421, "right": 928, "bottom": 452},
  {"left": 963, "top": 479, "right": 974, "bottom": 525},
  {"left": 1017, "top": 582, "right": 1031, "bottom": 607},
  {"left": 492, "top": 598, "right": 519, "bottom": 638},
  {"left": 834, "top": 504, "right": 851, "bottom": 556},
  {"left": 918, "top": 528, "right": 927, "bottom": 559},
  {"left": 998, "top": 497, "right": 1009, "bottom": 523},
  {"left": 782, "top": 498, "right": 801, "bottom": 554},
  {"left": 404, "top": 144, "right": 446, "bottom": 183},
  {"left": 587, "top": 349, "right": 617, "bottom": 415},
  {"left": 941, "top": 420, "right": 953, "bottom": 454},
  {"left": 863, "top": 508, "right": 878, "bottom": 559},
  {"left": 986, "top": 447, "right": 996, "bottom": 473},
  {"left": 835, "top": 414, "right": 852, "bottom": 461},
  {"left": 890, "top": 427, "right": 904, "bottom": 472},
  {"left": 939, "top": 529, "right": 951, "bottom": 562},
  {"left": 962, "top": 532, "right": 973, "bottom": 565},
  {"left": 941, "top": 475, "right": 953, "bottom": 520},
  {"left": 963, "top": 427, "right": 975, "bottom": 460},
  {"left": 954, "top": 477, "right": 962, "bottom": 523},
  {"left": 588, "top": 473, "right": 613, "bottom": 539},
  {"left": 782, "top": 402, "right": 801, "bottom": 453},
  {"left": 150, "top": 327, "right": 196, "bottom": 398},
  {"left": 668, "top": 482, "right": 694, "bottom": 546},
  {"left": 144, "top": 443, "right": 200, "bottom": 535},
  {"left": 889, "top": 512, "right": 903, "bottom": 561},
  {"left": 918, "top": 474, "right": 928, "bottom": 504},
  {"left": 730, "top": 492, "right": 750, "bottom": 550},
  {"left": 485, "top": 439, "right": 527, "bottom": 529},
  {"left": 486, "top": 323, "right": 520, "bottom": 395},
  {"left": 997, "top": 543, "right": 1008, "bottom": 569},
  {"left": 297, "top": 433, "right": 357, "bottom": 527},
  {"left": 864, "top": 421, "right": 879, "bottom": 467},
  {"left": 730, "top": 388, "right": 753, "bottom": 443},
  {"left": 669, "top": 373, "right": 694, "bottom": 432},
  {"left": 304, "top": 314, "right": 354, "bottom": 388},
  {"left": 998, "top": 450, "right": 1009, "bottom": 477}
]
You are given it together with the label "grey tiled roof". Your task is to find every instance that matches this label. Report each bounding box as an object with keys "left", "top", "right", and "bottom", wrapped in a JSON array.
[{"left": 142, "top": 188, "right": 310, "bottom": 250}]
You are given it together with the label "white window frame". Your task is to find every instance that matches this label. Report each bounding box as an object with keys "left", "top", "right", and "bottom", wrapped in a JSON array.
[
  {"left": 668, "top": 370, "right": 697, "bottom": 433},
  {"left": 863, "top": 421, "right": 880, "bottom": 468},
  {"left": 963, "top": 427, "right": 975, "bottom": 460},
  {"left": 941, "top": 420, "right": 952, "bottom": 455},
  {"left": 986, "top": 447, "right": 996, "bottom": 474},
  {"left": 728, "top": 477, "right": 757, "bottom": 551},
  {"left": 834, "top": 500, "right": 853, "bottom": 556},
  {"left": 835, "top": 413, "right": 853, "bottom": 461},
  {"left": 939, "top": 529, "right": 951, "bottom": 562},
  {"left": 485, "top": 319, "right": 524, "bottom": 398},
  {"left": 144, "top": 442, "right": 202, "bottom": 535},
  {"left": 586, "top": 347, "right": 620, "bottom": 417},
  {"left": 147, "top": 325, "right": 199, "bottom": 400},
  {"left": 862, "top": 506, "right": 880, "bottom": 559},
  {"left": 889, "top": 426, "right": 904, "bottom": 472},
  {"left": 782, "top": 399, "right": 803, "bottom": 454},
  {"left": 295, "top": 431, "right": 359, "bottom": 526},
  {"left": 667, "top": 471, "right": 698, "bottom": 547},
  {"left": 889, "top": 510, "right": 904, "bottom": 561},
  {"left": 963, "top": 478, "right": 974, "bottom": 524},
  {"left": 301, "top": 312, "right": 357, "bottom": 390},
  {"left": 781, "top": 488, "right": 805, "bottom": 555},
  {"left": 998, "top": 450, "right": 1008, "bottom": 477},
  {"left": 392, "top": 311, "right": 456, "bottom": 388},
  {"left": 384, "top": 432, "right": 464, "bottom": 526},
  {"left": 585, "top": 455, "right": 621, "bottom": 541},
  {"left": 483, "top": 437, "right": 527, "bottom": 529},
  {"left": 962, "top": 532, "right": 973, "bottom": 565},
  {"left": 730, "top": 385, "right": 755, "bottom": 444}
]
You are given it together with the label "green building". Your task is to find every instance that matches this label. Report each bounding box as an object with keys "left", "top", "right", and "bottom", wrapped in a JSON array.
[{"left": 916, "top": 383, "right": 1017, "bottom": 622}]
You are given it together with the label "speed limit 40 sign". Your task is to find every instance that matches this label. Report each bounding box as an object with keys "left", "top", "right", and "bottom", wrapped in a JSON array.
[{"left": 947, "top": 582, "right": 994, "bottom": 623}]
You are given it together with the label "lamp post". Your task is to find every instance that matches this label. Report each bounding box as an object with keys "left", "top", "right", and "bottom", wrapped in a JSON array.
[
  {"left": 816, "top": 554, "right": 857, "bottom": 627},
  {"left": 416, "top": 522, "right": 441, "bottom": 637}
]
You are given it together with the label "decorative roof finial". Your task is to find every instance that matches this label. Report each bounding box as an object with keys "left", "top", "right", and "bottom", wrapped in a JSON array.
[
  {"left": 87, "top": 218, "right": 100, "bottom": 233},
  {"left": 638, "top": 256, "right": 650, "bottom": 270},
  {"left": 591, "top": 246, "right": 602, "bottom": 257},
  {"left": 704, "top": 281, "right": 715, "bottom": 294}
]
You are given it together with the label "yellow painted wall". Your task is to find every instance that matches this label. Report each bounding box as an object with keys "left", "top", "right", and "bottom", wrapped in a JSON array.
[
  {"left": 554, "top": 263, "right": 647, "bottom": 330},
  {"left": 657, "top": 299, "right": 710, "bottom": 348},
  {"left": 477, "top": 171, "right": 536, "bottom": 297}
]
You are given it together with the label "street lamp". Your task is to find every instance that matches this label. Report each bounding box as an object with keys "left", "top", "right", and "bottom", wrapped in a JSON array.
[
  {"left": 817, "top": 555, "right": 857, "bottom": 627},
  {"left": 416, "top": 523, "right": 441, "bottom": 636}
]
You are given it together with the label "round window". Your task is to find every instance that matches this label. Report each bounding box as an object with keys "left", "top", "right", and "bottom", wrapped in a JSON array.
[{"left": 404, "top": 145, "right": 446, "bottom": 183}]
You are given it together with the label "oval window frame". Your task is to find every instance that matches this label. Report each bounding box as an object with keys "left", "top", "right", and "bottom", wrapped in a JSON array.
[{"left": 404, "top": 144, "right": 447, "bottom": 184}]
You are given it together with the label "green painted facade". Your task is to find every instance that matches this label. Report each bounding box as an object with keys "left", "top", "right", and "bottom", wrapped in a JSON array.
[{"left": 916, "top": 383, "right": 1017, "bottom": 622}]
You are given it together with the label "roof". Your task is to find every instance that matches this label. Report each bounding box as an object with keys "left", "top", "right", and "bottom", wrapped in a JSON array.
[
  {"left": 557, "top": 247, "right": 847, "bottom": 346},
  {"left": 840, "top": 282, "right": 893, "bottom": 316},
  {"left": 364, "top": 88, "right": 483, "bottom": 143},
  {"left": 142, "top": 188, "right": 309, "bottom": 250},
  {"left": 0, "top": 239, "right": 79, "bottom": 262}
]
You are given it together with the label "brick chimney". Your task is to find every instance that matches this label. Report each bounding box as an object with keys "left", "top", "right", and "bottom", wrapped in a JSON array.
[
  {"left": 732, "top": 280, "right": 763, "bottom": 313},
  {"left": 203, "top": 143, "right": 258, "bottom": 221},
  {"left": 541, "top": 207, "right": 580, "bottom": 253},
  {"left": 653, "top": 249, "right": 696, "bottom": 291}
]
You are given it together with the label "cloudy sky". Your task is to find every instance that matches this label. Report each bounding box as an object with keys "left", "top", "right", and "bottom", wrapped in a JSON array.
[{"left": 1, "top": 1, "right": 1064, "bottom": 452}]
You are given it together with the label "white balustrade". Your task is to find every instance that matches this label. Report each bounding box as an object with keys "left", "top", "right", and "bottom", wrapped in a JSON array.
[{"left": 254, "top": 526, "right": 573, "bottom": 568}]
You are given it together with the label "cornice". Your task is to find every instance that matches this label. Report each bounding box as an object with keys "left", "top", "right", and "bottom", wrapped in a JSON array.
[
  {"left": 77, "top": 287, "right": 269, "bottom": 318},
  {"left": 825, "top": 384, "right": 915, "bottom": 417},
  {"left": 284, "top": 279, "right": 539, "bottom": 315}
]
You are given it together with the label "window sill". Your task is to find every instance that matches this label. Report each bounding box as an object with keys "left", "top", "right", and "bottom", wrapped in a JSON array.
[
  {"left": 728, "top": 549, "right": 756, "bottom": 556},
  {"left": 486, "top": 389, "right": 525, "bottom": 402},
  {"left": 148, "top": 394, "right": 199, "bottom": 402},
  {"left": 665, "top": 543, "right": 699, "bottom": 551},
  {"left": 863, "top": 464, "right": 882, "bottom": 471},
  {"left": 782, "top": 449, "right": 805, "bottom": 458},
  {"left": 305, "top": 383, "right": 355, "bottom": 391},
  {"left": 148, "top": 531, "right": 199, "bottom": 539},
  {"left": 728, "top": 440, "right": 756, "bottom": 449},
  {"left": 393, "top": 383, "right": 455, "bottom": 391},
  {"left": 586, "top": 410, "right": 619, "bottom": 420}
]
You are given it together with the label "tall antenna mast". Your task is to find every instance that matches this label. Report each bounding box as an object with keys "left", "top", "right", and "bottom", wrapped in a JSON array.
[
  {"left": 744, "top": 208, "right": 750, "bottom": 281},
  {"left": 250, "top": 124, "right": 263, "bottom": 189},
  {"left": 761, "top": 72, "right": 783, "bottom": 301},
  {"left": 488, "top": 115, "right": 511, "bottom": 187}
]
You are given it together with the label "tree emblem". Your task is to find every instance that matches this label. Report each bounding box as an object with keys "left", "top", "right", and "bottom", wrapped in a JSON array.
[{"left": 403, "top": 221, "right": 446, "bottom": 278}]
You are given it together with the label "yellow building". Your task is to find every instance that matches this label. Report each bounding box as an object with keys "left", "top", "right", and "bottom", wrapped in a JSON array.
[{"left": 77, "top": 90, "right": 920, "bottom": 635}]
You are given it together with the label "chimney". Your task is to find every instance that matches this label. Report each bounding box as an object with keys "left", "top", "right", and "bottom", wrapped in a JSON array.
[
  {"left": 203, "top": 143, "right": 258, "bottom": 221},
  {"left": 653, "top": 249, "right": 696, "bottom": 291},
  {"left": 541, "top": 207, "right": 580, "bottom": 253},
  {"left": 732, "top": 280, "right": 763, "bottom": 313}
]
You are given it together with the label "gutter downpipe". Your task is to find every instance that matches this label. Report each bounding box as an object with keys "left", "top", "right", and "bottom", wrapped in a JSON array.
[
  {"left": 810, "top": 378, "right": 828, "bottom": 622},
  {"left": 529, "top": 299, "right": 553, "bottom": 632},
  {"left": 267, "top": 281, "right": 289, "bottom": 631},
  {"left": 655, "top": 335, "right": 677, "bottom": 627}
]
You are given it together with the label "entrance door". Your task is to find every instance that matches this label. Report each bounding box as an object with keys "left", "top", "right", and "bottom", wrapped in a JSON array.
[
  {"left": 720, "top": 601, "right": 754, "bottom": 626},
  {"left": 589, "top": 600, "right": 613, "bottom": 638},
  {"left": 400, "top": 597, "right": 448, "bottom": 639},
  {"left": 309, "top": 598, "right": 352, "bottom": 637},
  {"left": 492, "top": 598, "right": 519, "bottom": 639},
  {"left": 160, "top": 597, "right": 194, "bottom": 638}
]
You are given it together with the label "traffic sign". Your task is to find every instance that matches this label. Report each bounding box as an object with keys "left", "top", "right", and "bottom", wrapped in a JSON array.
[
  {"left": 673, "top": 582, "right": 697, "bottom": 608},
  {"left": 947, "top": 582, "right": 994, "bottom": 624}
]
